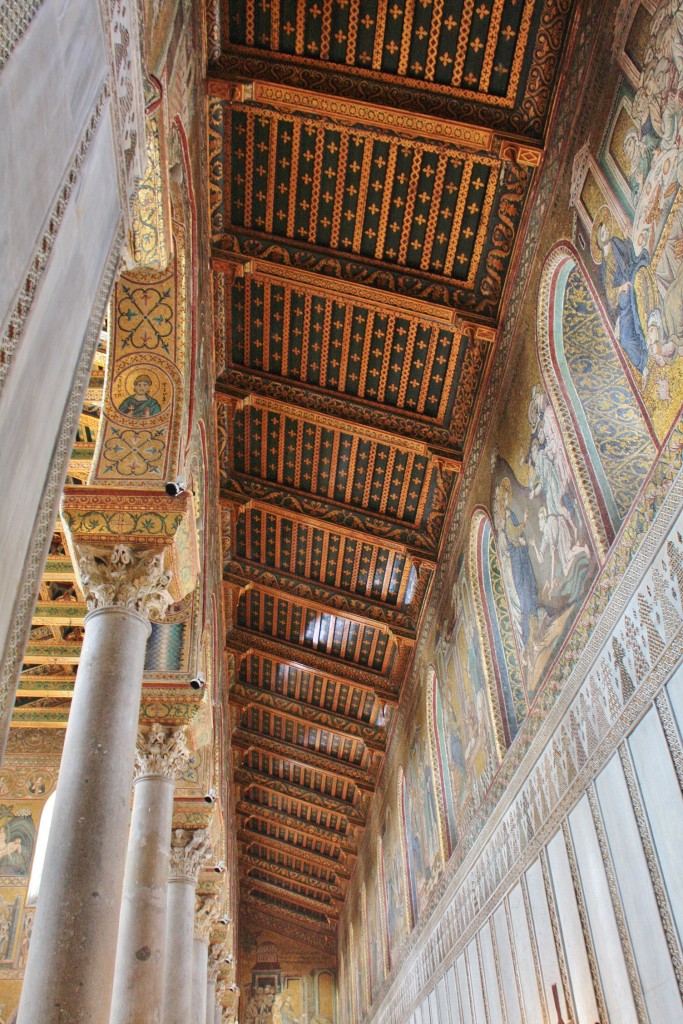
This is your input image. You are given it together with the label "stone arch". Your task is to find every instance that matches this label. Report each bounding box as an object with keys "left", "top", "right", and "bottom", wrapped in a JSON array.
[
  {"left": 537, "top": 243, "right": 658, "bottom": 556},
  {"left": 469, "top": 508, "right": 528, "bottom": 747}
]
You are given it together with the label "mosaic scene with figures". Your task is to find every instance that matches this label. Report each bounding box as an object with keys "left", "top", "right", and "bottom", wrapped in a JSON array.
[{"left": 1, "top": 0, "right": 683, "bottom": 1022}]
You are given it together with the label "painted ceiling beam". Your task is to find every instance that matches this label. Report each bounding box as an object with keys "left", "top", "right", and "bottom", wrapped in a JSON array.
[
  {"left": 206, "top": 73, "right": 547, "bottom": 152},
  {"left": 220, "top": 480, "right": 440, "bottom": 557},
  {"left": 22, "top": 642, "right": 81, "bottom": 665},
  {"left": 237, "top": 828, "right": 350, "bottom": 880},
  {"left": 32, "top": 602, "right": 86, "bottom": 627},
  {"left": 240, "top": 873, "right": 340, "bottom": 921},
  {"left": 212, "top": 251, "right": 462, "bottom": 328},
  {"left": 236, "top": 800, "right": 358, "bottom": 854},
  {"left": 224, "top": 570, "right": 416, "bottom": 642},
  {"left": 224, "top": 557, "right": 418, "bottom": 636},
  {"left": 17, "top": 676, "right": 75, "bottom": 697},
  {"left": 41, "top": 557, "right": 76, "bottom": 581},
  {"left": 240, "top": 853, "right": 345, "bottom": 900},
  {"left": 226, "top": 628, "right": 401, "bottom": 703},
  {"left": 220, "top": 391, "right": 461, "bottom": 466},
  {"left": 239, "top": 869, "right": 341, "bottom": 918},
  {"left": 240, "top": 893, "right": 338, "bottom": 939},
  {"left": 10, "top": 705, "right": 69, "bottom": 728},
  {"left": 232, "top": 726, "right": 377, "bottom": 792},
  {"left": 219, "top": 368, "right": 463, "bottom": 453},
  {"left": 230, "top": 679, "right": 387, "bottom": 751},
  {"left": 221, "top": 495, "right": 437, "bottom": 568},
  {"left": 233, "top": 766, "right": 367, "bottom": 826},
  {"left": 238, "top": 901, "right": 337, "bottom": 953}
]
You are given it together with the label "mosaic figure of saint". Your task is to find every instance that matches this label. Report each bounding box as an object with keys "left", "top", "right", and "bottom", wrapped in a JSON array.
[{"left": 118, "top": 374, "right": 161, "bottom": 418}]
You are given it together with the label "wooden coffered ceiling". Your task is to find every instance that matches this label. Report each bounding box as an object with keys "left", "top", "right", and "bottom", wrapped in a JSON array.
[{"left": 208, "top": 0, "right": 574, "bottom": 946}]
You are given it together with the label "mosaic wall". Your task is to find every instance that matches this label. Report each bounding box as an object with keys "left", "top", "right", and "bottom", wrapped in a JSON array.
[
  {"left": 238, "top": 931, "right": 336, "bottom": 1024},
  {"left": 0, "top": 731, "right": 62, "bottom": 1022},
  {"left": 337, "top": 0, "right": 683, "bottom": 1019}
]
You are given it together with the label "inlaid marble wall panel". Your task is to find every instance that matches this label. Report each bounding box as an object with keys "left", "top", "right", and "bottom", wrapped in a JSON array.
[
  {"left": 595, "top": 753, "right": 681, "bottom": 1021},
  {"left": 444, "top": 967, "right": 459, "bottom": 1024},
  {"left": 428, "top": 987, "right": 439, "bottom": 1024},
  {"left": 525, "top": 858, "right": 568, "bottom": 1022},
  {"left": 628, "top": 700, "right": 683, "bottom": 943},
  {"left": 436, "top": 974, "right": 451, "bottom": 1024},
  {"left": 545, "top": 829, "right": 599, "bottom": 1024},
  {"left": 455, "top": 955, "right": 472, "bottom": 1024},
  {"left": 505, "top": 883, "right": 544, "bottom": 1024},
  {"left": 477, "top": 923, "right": 503, "bottom": 1024},
  {"left": 568, "top": 794, "right": 638, "bottom": 1024},
  {"left": 490, "top": 906, "right": 521, "bottom": 1024},
  {"left": 465, "top": 939, "right": 486, "bottom": 1024}
]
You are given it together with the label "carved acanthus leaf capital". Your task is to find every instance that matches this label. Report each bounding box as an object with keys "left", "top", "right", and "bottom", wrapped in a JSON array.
[
  {"left": 135, "top": 723, "right": 189, "bottom": 781},
  {"left": 78, "top": 544, "right": 174, "bottom": 619},
  {"left": 169, "top": 828, "right": 212, "bottom": 883},
  {"left": 195, "top": 894, "right": 220, "bottom": 941},
  {"left": 208, "top": 940, "right": 229, "bottom": 980}
]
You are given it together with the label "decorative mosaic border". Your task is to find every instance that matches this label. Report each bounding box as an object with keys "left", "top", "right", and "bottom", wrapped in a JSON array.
[
  {"left": 0, "top": 227, "right": 123, "bottom": 756},
  {"left": 0, "top": 0, "right": 45, "bottom": 71}
]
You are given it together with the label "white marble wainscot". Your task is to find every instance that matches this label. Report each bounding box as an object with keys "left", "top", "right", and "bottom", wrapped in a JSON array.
[
  {"left": 370, "top": 468, "right": 683, "bottom": 1024},
  {"left": 0, "top": 0, "right": 146, "bottom": 760}
]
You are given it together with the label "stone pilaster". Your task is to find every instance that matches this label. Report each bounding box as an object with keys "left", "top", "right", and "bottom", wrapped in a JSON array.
[
  {"left": 110, "top": 725, "right": 190, "bottom": 1024},
  {"left": 162, "top": 830, "right": 211, "bottom": 1024},
  {"left": 17, "top": 548, "right": 176, "bottom": 1024}
]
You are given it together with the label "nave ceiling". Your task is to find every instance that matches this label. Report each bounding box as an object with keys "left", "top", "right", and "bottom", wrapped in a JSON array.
[
  {"left": 12, "top": 0, "right": 577, "bottom": 957},
  {"left": 207, "top": 0, "right": 575, "bottom": 947}
]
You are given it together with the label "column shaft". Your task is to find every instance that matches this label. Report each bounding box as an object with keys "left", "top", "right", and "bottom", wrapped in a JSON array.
[
  {"left": 110, "top": 773, "right": 175, "bottom": 1024},
  {"left": 162, "top": 878, "right": 196, "bottom": 1024},
  {"left": 205, "top": 980, "right": 216, "bottom": 1024},
  {"left": 17, "top": 607, "right": 150, "bottom": 1024},
  {"left": 192, "top": 936, "right": 209, "bottom": 1024}
]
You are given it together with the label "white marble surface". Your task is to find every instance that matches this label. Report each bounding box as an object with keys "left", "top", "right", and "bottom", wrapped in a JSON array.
[
  {"left": 0, "top": 0, "right": 107, "bottom": 324},
  {"left": 546, "top": 828, "right": 600, "bottom": 1023},
  {"left": 596, "top": 755, "right": 683, "bottom": 1022},
  {"left": 0, "top": 104, "right": 120, "bottom": 655},
  {"left": 569, "top": 794, "right": 638, "bottom": 1024}
]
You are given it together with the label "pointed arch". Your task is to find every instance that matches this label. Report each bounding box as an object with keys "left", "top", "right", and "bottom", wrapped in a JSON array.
[
  {"left": 399, "top": 765, "right": 417, "bottom": 928},
  {"left": 376, "top": 835, "right": 390, "bottom": 980},
  {"left": 537, "top": 243, "right": 658, "bottom": 555},
  {"left": 381, "top": 767, "right": 411, "bottom": 961},
  {"left": 427, "top": 664, "right": 457, "bottom": 856},
  {"left": 470, "top": 508, "right": 528, "bottom": 747},
  {"left": 361, "top": 882, "right": 372, "bottom": 1006}
]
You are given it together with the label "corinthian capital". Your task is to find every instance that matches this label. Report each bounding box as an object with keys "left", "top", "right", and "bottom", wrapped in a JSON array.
[
  {"left": 195, "top": 894, "right": 220, "bottom": 942},
  {"left": 208, "top": 940, "right": 229, "bottom": 981},
  {"left": 78, "top": 544, "right": 173, "bottom": 618},
  {"left": 169, "top": 828, "right": 212, "bottom": 883},
  {"left": 135, "top": 723, "right": 189, "bottom": 781}
]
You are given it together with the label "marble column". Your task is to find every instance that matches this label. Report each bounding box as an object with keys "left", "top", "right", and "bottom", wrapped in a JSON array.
[
  {"left": 162, "top": 830, "right": 211, "bottom": 1024},
  {"left": 206, "top": 940, "right": 227, "bottom": 1024},
  {"left": 110, "top": 724, "right": 189, "bottom": 1024},
  {"left": 18, "top": 546, "right": 174, "bottom": 1024},
  {"left": 192, "top": 895, "right": 219, "bottom": 1024}
]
